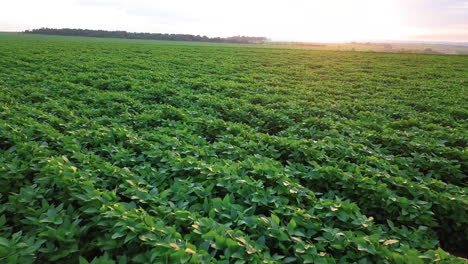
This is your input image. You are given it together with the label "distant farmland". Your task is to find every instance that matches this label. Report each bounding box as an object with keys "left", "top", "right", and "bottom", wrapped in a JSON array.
[
  {"left": 0, "top": 33, "right": 466, "bottom": 263},
  {"left": 266, "top": 41, "right": 468, "bottom": 55}
]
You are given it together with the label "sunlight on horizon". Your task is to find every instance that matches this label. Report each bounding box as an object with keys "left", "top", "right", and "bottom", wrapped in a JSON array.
[{"left": 258, "top": 0, "right": 409, "bottom": 42}]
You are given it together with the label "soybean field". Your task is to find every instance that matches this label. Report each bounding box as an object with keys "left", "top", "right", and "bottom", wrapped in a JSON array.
[{"left": 0, "top": 33, "right": 467, "bottom": 263}]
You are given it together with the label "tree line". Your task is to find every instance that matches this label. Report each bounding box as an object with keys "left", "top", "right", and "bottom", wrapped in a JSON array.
[{"left": 24, "top": 28, "right": 269, "bottom": 44}]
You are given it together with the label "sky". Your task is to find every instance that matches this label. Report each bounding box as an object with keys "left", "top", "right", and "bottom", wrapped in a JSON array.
[{"left": 1, "top": 0, "right": 468, "bottom": 43}]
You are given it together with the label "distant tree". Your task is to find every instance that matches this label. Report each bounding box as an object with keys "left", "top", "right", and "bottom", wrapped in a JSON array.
[{"left": 24, "top": 28, "right": 269, "bottom": 44}]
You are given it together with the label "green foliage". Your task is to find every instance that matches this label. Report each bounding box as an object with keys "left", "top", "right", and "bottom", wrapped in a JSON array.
[
  {"left": 25, "top": 28, "right": 268, "bottom": 44},
  {"left": 0, "top": 34, "right": 467, "bottom": 263}
]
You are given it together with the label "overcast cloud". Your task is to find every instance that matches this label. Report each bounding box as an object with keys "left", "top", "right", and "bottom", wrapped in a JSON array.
[{"left": 1, "top": 0, "right": 467, "bottom": 42}]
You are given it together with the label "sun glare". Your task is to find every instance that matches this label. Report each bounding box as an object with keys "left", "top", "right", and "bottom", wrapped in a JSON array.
[{"left": 263, "top": 0, "right": 406, "bottom": 42}]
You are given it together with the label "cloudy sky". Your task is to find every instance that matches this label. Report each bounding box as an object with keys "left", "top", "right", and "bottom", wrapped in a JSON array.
[{"left": 1, "top": 0, "right": 468, "bottom": 42}]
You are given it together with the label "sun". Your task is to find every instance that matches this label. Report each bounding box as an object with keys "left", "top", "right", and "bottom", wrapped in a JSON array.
[{"left": 264, "top": 0, "right": 407, "bottom": 42}]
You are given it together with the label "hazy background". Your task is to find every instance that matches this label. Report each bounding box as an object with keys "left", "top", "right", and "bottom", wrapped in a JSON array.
[{"left": 1, "top": 0, "right": 468, "bottom": 42}]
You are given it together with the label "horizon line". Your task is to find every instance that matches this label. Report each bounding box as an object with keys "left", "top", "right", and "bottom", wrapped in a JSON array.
[{"left": 2, "top": 29, "right": 468, "bottom": 46}]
